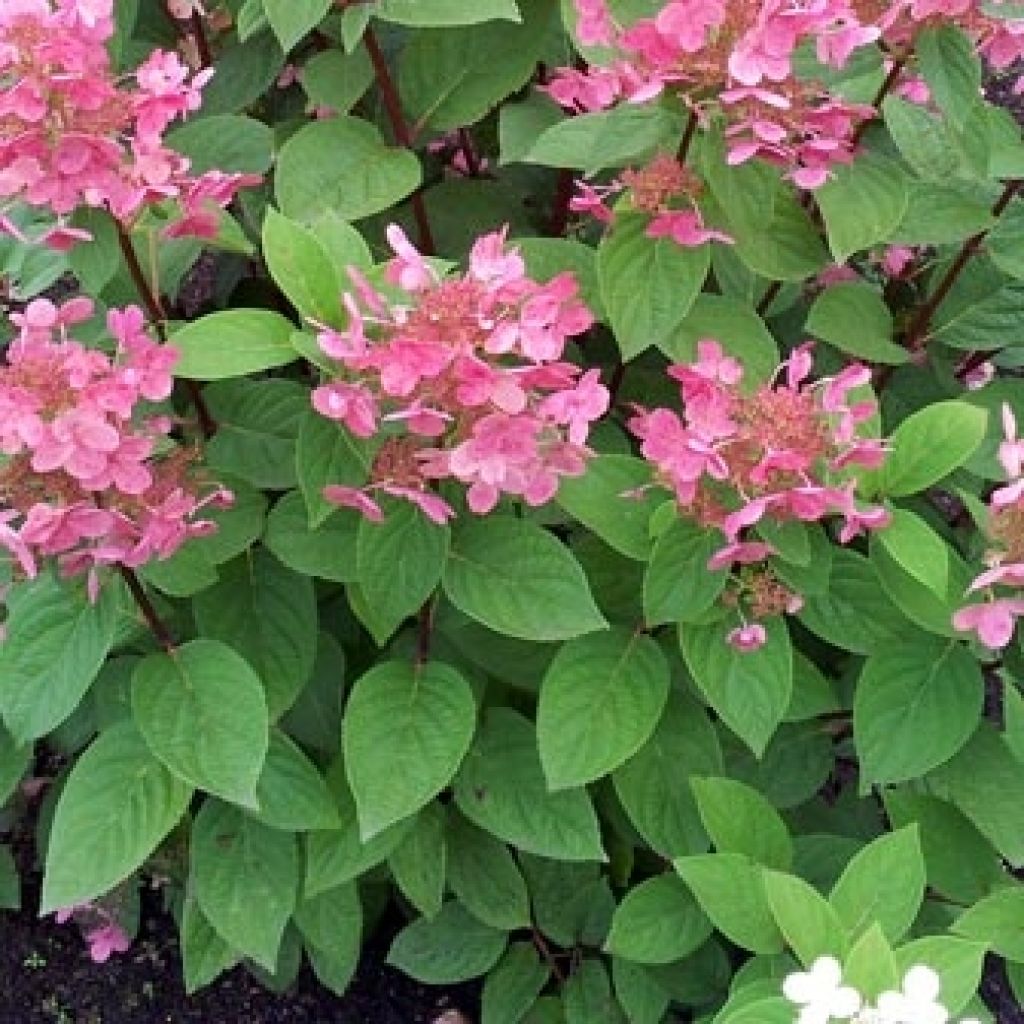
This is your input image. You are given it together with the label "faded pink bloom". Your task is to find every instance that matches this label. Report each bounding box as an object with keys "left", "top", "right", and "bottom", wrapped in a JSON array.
[
  {"left": 953, "top": 599, "right": 1024, "bottom": 649},
  {"left": 728, "top": 623, "right": 768, "bottom": 653}
]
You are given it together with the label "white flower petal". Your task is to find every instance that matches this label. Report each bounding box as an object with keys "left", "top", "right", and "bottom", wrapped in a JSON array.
[
  {"left": 903, "top": 965, "right": 942, "bottom": 1003},
  {"left": 799, "top": 1005, "right": 832, "bottom": 1024},
  {"left": 812, "top": 956, "right": 844, "bottom": 990},
  {"left": 876, "top": 991, "right": 910, "bottom": 1021},
  {"left": 829, "top": 985, "right": 863, "bottom": 1018},
  {"left": 784, "top": 971, "right": 818, "bottom": 1004}
]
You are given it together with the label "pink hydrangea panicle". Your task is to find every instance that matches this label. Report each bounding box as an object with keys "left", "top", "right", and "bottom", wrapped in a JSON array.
[
  {"left": 631, "top": 340, "right": 888, "bottom": 645},
  {"left": 313, "top": 226, "right": 600, "bottom": 524},
  {"left": 953, "top": 598, "right": 1024, "bottom": 650},
  {"left": 0, "top": 298, "right": 228, "bottom": 593},
  {"left": 998, "top": 402, "right": 1024, "bottom": 480}
]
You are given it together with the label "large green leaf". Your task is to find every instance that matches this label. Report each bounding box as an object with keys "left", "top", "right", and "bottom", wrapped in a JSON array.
[
  {"left": 172, "top": 310, "right": 297, "bottom": 380},
  {"left": 829, "top": 826, "right": 925, "bottom": 943},
  {"left": 763, "top": 870, "right": 848, "bottom": 966},
  {"left": 131, "top": 638, "right": 269, "bottom": 808},
  {"left": 0, "top": 575, "right": 120, "bottom": 742},
  {"left": 605, "top": 875, "right": 712, "bottom": 965},
  {"left": 643, "top": 518, "right": 727, "bottom": 627},
  {"left": 190, "top": 799, "right": 299, "bottom": 971},
  {"left": 276, "top": 116, "right": 421, "bottom": 223},
  {"left": 805, "top": 283, "right": 907, "bottom": 364},
  {"left": 377, "top": 0, "right": 522, "bottom": 24},
  {"left": 854, "top": 636, "right": 983, "bottom": 785},
  {"left": 388, "top": 901, "right": 508, "bottom": 983},
  {"left": 691, "top": 777, "right": 793, "bottom": 870},
  {"left": 193, "top": 550, "right": 317, "bottom": 719},
  {"left": 598, "top": 212, "right": 709, "bottom": 359},
  {"left": 342, "top": 661, "right": 476, "bottom": 838},
  {"left": 537, "top": 627, "right": 669, "bottom": 790},
  {"left": 264, "top": 0, "right": 331, "bottom": 51},
  {"left": 253, "top": 731, "right": 340, "bottom": 831},
  {"left": 443, "top": 517, "right": 607, "bottom": 642},
  {"left": 389, "top": 803, "right": 448, "bottom": 919},
  {"left": 953, "top": 888, "right": 1024, "bottom": 963},
  {"left": 453, "top": 708, "right": 605, "bottom": 861},
  {"left": 42, "top": 723, "right": 192, "bottom": 913},
  {"left": 293, "top": 882, "right": 363, "bottom": 996},
  {"left": 679, "top": 617, "right": 792, "bottom": 756},
  {"left": 612, "top": 691, "right": 722, "bottom": 858},
  {"left": 482, "top": 944, "right": 551, "bottom": 1024}
]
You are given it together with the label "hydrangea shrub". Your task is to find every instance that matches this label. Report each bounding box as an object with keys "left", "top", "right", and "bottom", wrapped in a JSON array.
[{"left": 0, "top": 0, "right": 1023, "bottom": 1021}]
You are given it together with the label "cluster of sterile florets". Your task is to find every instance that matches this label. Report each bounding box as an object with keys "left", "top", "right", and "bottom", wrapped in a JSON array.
[
  {"left": 630, "top": 340, "right": 889, "bottom": 651},
  {"left": 570, "top": 153, "right": 734, "bottom": 246},
  {"left": 784, "top": 956, "right": 982, "bottom": 1024},
  {"left": 0, "top": 0, "right": 258, "bottom": 248},
  {"left": 0, "top": 297, "right": 230, "bottom": 598},
  {"left": 953, "top": 403, "right": 1024, "bottom": 649},
  {"left": 311, "top": 225, "right": 609, "bottom": 524},
  {"left": 547, "top": 0, "right": 1024, "bottom": 190}
]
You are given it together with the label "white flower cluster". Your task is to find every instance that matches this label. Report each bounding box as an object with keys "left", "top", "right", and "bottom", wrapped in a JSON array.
[{"left": 783, "top": 957, "right": 982, "bottom": 1024}]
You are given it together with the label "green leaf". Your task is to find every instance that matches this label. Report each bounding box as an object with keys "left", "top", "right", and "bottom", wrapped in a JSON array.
[
  {"left": 867, "top": 400, "right": 988, "bottom": 498},
  {"left": 276, "top": 116, "right": 421, "bottom": 223},
  {"left": 643, "top": 518, "right": 727, "bottom": 627},
  {"left": 42, "top": 722, "right": 192, "bottom": 913},
  {"left": 816, "top": 155, "right": 909, "bottom": 264},
  {"left": 954, "top": 887, "right": 1024, "bottom": 962},
  {"left": 264, "top": 490, "right": 361, "bottom": 583},
  {"left": 661, "top": 294, "right": 780, "bottom": 384},
  {"left": 482, "top": 943, "right": 551, "bottom": 1024},
  {"left": 387, "top": 901, "right": 508, "bottom": 983},
  {"left": 296, "top": 407, "right": 374, "bottom": 528},
  {"left": 262, "top": 207, "right": 344, "bottom": 325},
  {"left": 598, "top": 212, "right": 709, "bottom": 360},
  {"left": 398, "top": 0, "right": 553, "bottom": 134},
  {"left": 0, "top": 722, "right": 30, "bottom": 806},
  {"left": 206, "top": 379, "right": 309, "bottom": 491},
  {"left": 512, "top": 105, "right": 686, "bottom": 175},
  {"left": 377, "top": 0, "right": 522, "bottom": 24},
  {"left": 443, "top": 517, "right": 607, "bottom": 643},
  {"left": 166, "top": 114, "right": 274, "bottom": 174},
  {"left": 854, "top": 636, "right": 983, "bottom": 785},
  {"left": 305, "top": 759, "right": 413, "bottom": 896},
  {"left": 674, "top": 853, "right": 784, "bottom": 954},
  {"left": 172, "top": 310, "right": 297, "bottom": 380},
  {"left": 884, "top": 97, "right": 960, "bottom": 181},
  {"left": 986, "top": 204, "right": 1024, "bottom": 280},
  {"left": 537, "top": 627, "right": 669, "bottom": 790},
  {"left": 883, "top": 791, "right": 1005, "bottom": 904},
  {"left": 131, "top": 638, "right": 269, "bottom": 808},
  {"left": 611, "top": 959, "right": 669, "bottom": 1024},
  {"left": 181, "top": 896, "right": 239, "bottom": 995},
  {"left": 301, "top": 47, "right": 374, "bottom": 113},
  {"left": 191, "top": 799, "right": 299, "bottom": 971},
  {"left": 253, "top": 731, "right": 340, "bottom": 831},
  {"left": 679, "top": 617, "right": 793, "bottom": 757},
  {"left": 843, "top": 924, "right": 899, "bottom": 1000},
  {"left": 356, "top": 502, "right": 449, "bottom": 645},
  {"left": 916, "top": 25, "right": 982, "bottom": 128},
  {"left": 564, "top": 960, "right": 626, "bottom": 1024},
  {"left": 293, "top": 882, "right": 363, "bottom": 996},
  {"left": 893, "top": 182, "right": 995, "bottom": 246},
  {"left": 343, "top": 660, "right": 476, "bottom": 838},
  {"left": 798, "top": 548, "right": 911, "bottom": 654},
  {"left": 194, "top": 550, "right": 317, "bottom": 719},
  {"left": 763, "top": 870, "right": 848, "bottom": 966},
  {"left": 388, "top": 803, "right": 447, "bottom": 919},
  {"left": 873, "top": 508, "right": 951, "bottom": 595},
  {"left": 453, "top": 708, "right": 605, "bottom": 862},
  {"left": 691, "top": 777, "right": 793, "bottom": 869},
  {"left": 928, "top": 724, "right": 1024, "bottom": 867},
  {"left": 805, "top": 283, "right": 907, "bottom": 364},
  {"left": 556, "top": 455, "right": 662, "bottom": 560},
  {"left": 612, "top": 691, "right": 722, "bottom": 858},
  {"left": 447, "top": 813, "right": 531, "bottom": 930},
  {"left": 895, "top": 936, "right": 988, "bottom": 1016},
  {"left": 829, "top": 825, "right": 925, "bottom": 943},
  {"left": 264, "top": 0, "right": 331, "bottom": 51},
  {"left": 605, "top": 875, "right": 712, "bottom": 965},
  {"left": 0, "top": 575, "right": 119, "bottom": 742}
]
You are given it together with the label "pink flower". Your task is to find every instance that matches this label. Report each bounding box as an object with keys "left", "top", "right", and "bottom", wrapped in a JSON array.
[
  {"left": 86, "top": 923, "right": 130, "bottom": 964},
  {"left": 646, "top": 209, "right": 734, "bottom": 247},
  {"left": 728, "top": 623, "right": 768, "bottom": 653},
  {"left": 708, "top": 540, "right": 776, "bottom": 572},
  {"left": 953, "top": 599, "right": 1024, "bottom": 650},
  {"left": 998, "top": 403, "right": 1024, "bottom": 480}
]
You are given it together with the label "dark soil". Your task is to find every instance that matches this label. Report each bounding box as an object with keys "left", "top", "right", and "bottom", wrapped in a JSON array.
[{"left": 0, "top": 885, "right": 477, "bottom": 1024}]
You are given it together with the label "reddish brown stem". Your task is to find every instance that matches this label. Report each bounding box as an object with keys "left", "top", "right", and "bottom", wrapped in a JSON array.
[
  {"left": 190, "top": 12, "right": 214, "bottom": 69},
  {"left": 119, "top": 566, "right": 176, "bottom": 654},
  {"left": 532, "top": 929, "right": 566, "bottom": 984},
  {"left": 851, "top": 56, "right": 908, "bottom": 146},
  {"left": 456, "top": 127, "right": 483, "bottom": 178},
  {"left": 677, "top": 109, "right": 699, "bottom": 164},
  {"left": 415, "top": 597, "right": 434, "bottom": 669},
  {"left": 906, "top": 178, "right": 1022, "bottom": 352},
  {"left": 115, "top": 221, "right": 216, "bottom": 438},
  {"left": 548, "top": 169, "right": 576, "bottom": 237},
  {"left": 756, "top": 280, "right": 784, "bottom": 316},
  {"left": 363, "top": 27, "right": 436, "bottom": 256}
]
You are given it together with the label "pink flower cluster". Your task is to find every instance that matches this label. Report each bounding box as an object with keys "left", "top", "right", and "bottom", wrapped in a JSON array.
[
  {"left": 312, "top": 225, "right": 608, "bottom": 523},
  {"left": 953, "top": 405, "right": 1024, "bottom": 649},
  {"left": 55, "top": 902, "right": 131, "bottom": 963},
  {"left": 0, "top": 297, "right": 230, "bottom": 597},
  {"left": 571, "top": 154, "right": 733, "bottom": 246},
  {"left": 630, "top": 340, "right": 889, "bottom": 650},
  {"left": 545, "top": 0, "right": 1024, "bottom": 187},
  {"left": 0, "top": 0, "right": 258, "bottom": 248}
]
